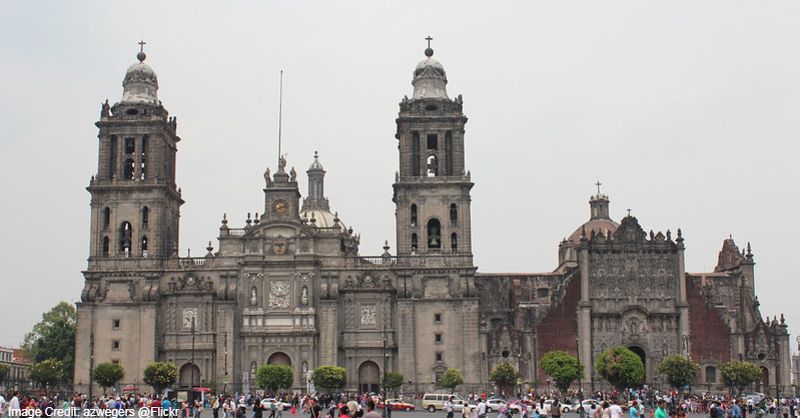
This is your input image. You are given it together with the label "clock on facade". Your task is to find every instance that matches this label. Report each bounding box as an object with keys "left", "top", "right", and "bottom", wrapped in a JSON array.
[{"left": 273, "top": 199, "right": 289, "bottom": 215}]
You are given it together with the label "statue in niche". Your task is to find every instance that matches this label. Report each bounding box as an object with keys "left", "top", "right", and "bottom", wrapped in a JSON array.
[
  {"left": 250, "top": 286, "right": 258, "bottom": 307},
  {"left": 300, "top": 286, "right": 308, "bottom": 306}
]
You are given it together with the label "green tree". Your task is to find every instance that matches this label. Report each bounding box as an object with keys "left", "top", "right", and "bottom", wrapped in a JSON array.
[
  {"left": 312, "top": 366, "right": 346, "bottom": 392},
  {"left": 595, "top": 347, "right": 645, "bottom": 391},
  {"left": 540, "top": 350, "right": 584, "bottom": 393},
  {"left": 382, "top": 371, "right": 404, "bottom": 395},
  {"left": 92, "top": 362, "right": 126, "bottom": 393},
  {"left": 489, "top": 363, "right": 519, "bottom": 394},
  {"left": 719, "top": 360, "right": 762, "bottom": 395},
  {"left": 439, "top": 368, "right": 464, "bottom": 392},
  {"left": 256, "top": 364, "right": 294, "bottom": 393},
  {"left": 143, "top": 362, "right": 178, "bottom": 394},
  {"left": 0, "top": 363, "right": 9, "bottom": 382},
  {"left": 22, "top": 302, "right": 76, "bottom": 383},
  {"left": 28, "top": 359, "right": 66, "bottom": 389},
  {"left": 656, "top": 355, "right": 700, "bottom": 389}
]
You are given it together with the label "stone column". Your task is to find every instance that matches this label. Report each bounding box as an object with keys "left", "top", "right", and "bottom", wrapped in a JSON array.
[{"left": 577, "top": 236, "right": 592, "bottom": 387}]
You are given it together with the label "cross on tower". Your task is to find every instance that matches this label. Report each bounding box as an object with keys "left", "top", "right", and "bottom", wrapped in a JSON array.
[
  {"left": 627, "top": 208, "right": 632, "bottom": 217},
  {"left": 595, "top": 180, "right": 602, "bottom": 195},
  {"left": 425, "top": 36, "right": 433, "bottom": 49},
  {"left": 138, "top": 40, "right": 146, "bottom": 53}
]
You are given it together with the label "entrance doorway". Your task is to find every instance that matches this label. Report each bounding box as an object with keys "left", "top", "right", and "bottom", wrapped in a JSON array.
[
  {"left": 358, "top": 361, "right": 380, "bottom": 394},
  {"left": 628, "top": 346, "right": 646, "bottom": 381},
  {"left": 179, "top": 363, "right": 201, "bottom": 388}
]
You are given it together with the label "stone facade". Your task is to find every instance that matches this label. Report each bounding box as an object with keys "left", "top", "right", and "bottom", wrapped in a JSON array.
[{"left": 74, "top": 46, "right": 791, "bottom": 396}]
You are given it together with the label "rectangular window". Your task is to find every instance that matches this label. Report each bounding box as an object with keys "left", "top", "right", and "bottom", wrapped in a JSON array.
[
  {"left": 112, "top": 319, "right": 120, "bottom": 329},
  {"left": 112, "top": 359, "right": 120, "bottom": 365},
  {"left": 124, "top": 138, "right": 135, "bottom": 154},
  {"left": 537, "top": 288, "right": 550, "bottom": 298},
  {"left": 112, "top": 340, "right": 120, "bottom": 350},
  {"left": 435, "top": 352, "right": 443, "bottom": 362},
  {"left": 434, "top": 313, "right": 442, "bottom": 323},
  {"left": 427, "top": 134, "right": 438, "bottom": 150},
  {"left": 435, "top": 333, "right": 443, "bottom": 344}
]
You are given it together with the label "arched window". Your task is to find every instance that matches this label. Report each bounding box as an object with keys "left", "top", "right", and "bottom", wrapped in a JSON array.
[
  {"left": 426, "top": 155, "right": 438, "bottom": 177},
  {"left": 142, "top": 206, "right": 149, "bottom": 227},
  {"left": 427, "top": 218, "right": 441, "bottom": 249},
  {"left": 451, "top": 233, "right": 458, "bottom": 252},
  {"left": 123, "top": 158, "right": 135, "bottom": 180},
  {"left": 705, "top": 366, "right": 717, "bottom": 384},
  {"left": 449, "top": 203, "right": 458, "bottom": 225},
  {"left": 102, "top": 236, "right": 110, "bottom": 257},
  {"left": 103, "top": 207, "right": 111, "bottom": 229},
  {"left": 410, "top": 204, "right": 417, "bottom": 226},
  {"left": 141, "top": 236, "right": 148, "bottom": 256},
  {"left": 119, "top": 221, "right": 133, "bottom": 255},
  {"left": 411, "top": 233, "right": 418, "bottom": 252}
]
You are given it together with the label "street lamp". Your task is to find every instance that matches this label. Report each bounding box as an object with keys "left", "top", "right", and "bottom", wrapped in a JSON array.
[
  {"left": 576, "top": 338, "right": 584, "bottom": 418},
  {"left": 191, "top": 317, "right": 196, "bottom": 393}
]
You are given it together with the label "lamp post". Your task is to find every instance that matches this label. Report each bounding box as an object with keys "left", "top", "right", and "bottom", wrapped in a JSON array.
[
  {"left": 223, "top": 331, "right": 228, "bottom": 395},
  {"left": 576, "top": 338, "right": 585, "bottom": 418},
  {"left": 88, "top": 330, "right": 95, "bottom": 401},
  {"left": 191, "top": 317, "right": 196, "bottom": 393}
]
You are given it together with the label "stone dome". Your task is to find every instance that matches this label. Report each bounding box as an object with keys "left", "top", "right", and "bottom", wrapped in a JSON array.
[
  {"left": 414, "top": 57, "right": 445, "bottom": 76},
  {"left": 411, "top": 48, "right": 448, "bottom": 99},
  {"left": 121, "top": 54, "right": 159, "bottom": 104},
  {"left": 567, "top": 218, "right": 619, "bottom": 244},
  {"left": 300, "top": 209, "right": 346, "bottom": 231}
]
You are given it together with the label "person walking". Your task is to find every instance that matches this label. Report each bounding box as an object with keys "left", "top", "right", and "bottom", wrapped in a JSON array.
[
  {"left": 478, "top": 399, "right": 487, "bottom": 418},
  {"left": 446, "top": 397, "right": 455, "bottom": 418},
  {"left": 551, "top": 400, "right": 561, "bottom": 418}
]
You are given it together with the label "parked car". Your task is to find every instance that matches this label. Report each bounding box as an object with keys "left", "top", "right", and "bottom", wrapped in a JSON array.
[{"left": 378, "top": 399, "right": 416, "bottom": 411}]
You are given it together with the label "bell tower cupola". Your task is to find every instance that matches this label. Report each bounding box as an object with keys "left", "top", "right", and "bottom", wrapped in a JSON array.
[{"left": 392, "top": 38, "right": 473, "bottom": 264}]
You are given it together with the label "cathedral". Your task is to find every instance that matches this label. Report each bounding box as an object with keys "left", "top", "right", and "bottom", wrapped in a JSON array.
[{"left": 73, "top": 43, "right": 791, "bottom": 396}]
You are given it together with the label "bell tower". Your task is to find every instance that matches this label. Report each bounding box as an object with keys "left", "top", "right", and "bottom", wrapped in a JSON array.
[
  {"left": 393, "top": 40, "right": 473, "bottom": 261},
  {"left": 88, "top": 45, "right": 183, "bottom": 259}
]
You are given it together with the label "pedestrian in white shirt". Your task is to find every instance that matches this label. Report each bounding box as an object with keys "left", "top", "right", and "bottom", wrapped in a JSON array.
[{"left": 608, "top": 401, "right": 623, "bottom": 418}]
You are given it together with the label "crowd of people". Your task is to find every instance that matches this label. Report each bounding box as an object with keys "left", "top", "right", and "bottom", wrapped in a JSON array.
[{"left": 0, "top": 389, "right": 799, "bottom": 418}]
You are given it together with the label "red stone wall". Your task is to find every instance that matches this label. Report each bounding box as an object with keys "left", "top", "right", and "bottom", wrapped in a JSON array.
[
  {"left": 687, "top": 278, "right": 731, "bottom": 362},
  {"left": 535, "top": 275, "right": 581, "bottom": 382}
]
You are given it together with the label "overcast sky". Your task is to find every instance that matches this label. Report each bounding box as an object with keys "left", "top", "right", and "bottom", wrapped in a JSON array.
[{"left": 1, "top": 1, "right": 799, "bottom": 348}]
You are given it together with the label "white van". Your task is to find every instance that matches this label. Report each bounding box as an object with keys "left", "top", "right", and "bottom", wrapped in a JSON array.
[{"left": 421, "top": 394, "right": 463, "bottom": 413}]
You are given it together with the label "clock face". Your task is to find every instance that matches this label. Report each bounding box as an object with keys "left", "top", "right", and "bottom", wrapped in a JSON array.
[{"left": 273, "top": 200, "right": 289, "bottom": 215}]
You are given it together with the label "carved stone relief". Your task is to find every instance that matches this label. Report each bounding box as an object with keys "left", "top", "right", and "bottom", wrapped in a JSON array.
[{"left": 269, "top": 280, "right": 290, "bottom": 309}]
